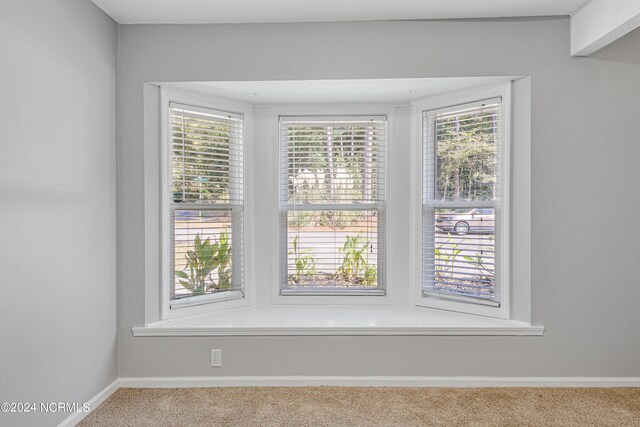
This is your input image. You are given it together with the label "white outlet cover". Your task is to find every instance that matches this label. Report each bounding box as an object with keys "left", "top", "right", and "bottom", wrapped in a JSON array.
[{"left": 210, "top": 349, "right": 222, "bottom": 367}]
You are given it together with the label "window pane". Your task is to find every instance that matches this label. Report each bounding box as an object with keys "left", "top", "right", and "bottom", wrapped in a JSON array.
[
  {"left": 432, "top": 103, "right": 500, "bottom": 202},
  {"left": 281, "top": 117, "right": 386, "bottom": 294},
  {"left": 286, "top": 210, "right": 380, "bottom": 289},
  {"left": 424, "top": 207, "right": 497, "bottom": 301},
  {"left": 282, "top": 119, "right": 385, "bottom": 205},
  {"left": 170, "top": 107, "right": 243, "bottom": 204},
  {"left": 172, "top": 209, "right": 238, "bottom": 299}
]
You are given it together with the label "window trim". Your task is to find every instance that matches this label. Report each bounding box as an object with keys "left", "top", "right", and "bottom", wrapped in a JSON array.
[
  {"left": 159, "top": 88, "right": 254, "bottom": 320},
  {"left": 264, "top": 104, "right": 398, "bottom": 305},
  {"left": 411, "top": 82, "right": 514, "bottom": 319},
  {"left": 278, "top": 114, "right": 388, "bottom": 296}
]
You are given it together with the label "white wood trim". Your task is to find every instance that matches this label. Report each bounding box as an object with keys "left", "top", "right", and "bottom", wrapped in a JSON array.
[
  {"left": 169, "top": 289, "right": 245, "bottom": 309},
  {"left": 143, "top": 83, "right": 162, "bottom": 324},
  {"left": 57, "top": 379, "right": 120, "bottom": 427},
  {"left": 132, "top": 324, "right": 544, "bottom": 337},
  {"left": 131, "top": 305, "right": 543, "bottom": 336},
  {"left": 118, "top": 376, "right": 640, "bottom": 388},
  {"left": 510, "top": 77, "right": 532, "bottom": 323},
  {"left": 571, "top": 0, "right": 640, "bottom": 56}
]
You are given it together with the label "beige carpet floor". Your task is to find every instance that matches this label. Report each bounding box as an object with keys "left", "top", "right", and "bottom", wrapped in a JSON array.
[{"left": 78, "top": 387, "right": 640, "bottom": 426}]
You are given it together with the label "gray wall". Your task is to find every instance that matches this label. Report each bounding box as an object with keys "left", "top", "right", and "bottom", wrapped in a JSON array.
[
  {"left": 0, "top": 1, "right": 118, "bottom": 425},
  {"left": 118, "top": 20, "right": 640, "bottom": 377}
]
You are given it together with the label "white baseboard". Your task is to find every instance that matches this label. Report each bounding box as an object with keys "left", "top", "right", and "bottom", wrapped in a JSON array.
[
  {"left": 57, "top": 379, "right": 120, "bottom": 427},
  {"left": 118, "top": 376, "right": 640, "bottom": 388},
  {"left": 57, "top": 375, "right": 640, "bottom": 426}
]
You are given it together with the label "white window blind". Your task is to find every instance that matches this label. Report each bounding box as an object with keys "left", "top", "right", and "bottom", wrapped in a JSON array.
[
  {"left": 423, "top": 99, "right": 502, "bottom": 306},
  {"left": 168, "top": 102, "right": 244, "bottom": 305},
  {"left": 280, "top": 116, "right": 386, "bottom": 295}
]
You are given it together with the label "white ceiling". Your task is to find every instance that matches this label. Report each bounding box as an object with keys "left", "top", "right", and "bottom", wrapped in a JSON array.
[
  {"left": 91, "top": 0, "right": 590, "bottom": 24},
  {"left": 161, "top": 77, "right": 516, "bottom": 104}
]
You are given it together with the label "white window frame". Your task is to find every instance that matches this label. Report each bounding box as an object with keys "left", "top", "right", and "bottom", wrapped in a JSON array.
[
  {"left": 411, "top": 82, "right": 517, "bottom": 319},
  {"left": 264, "top": 104, "right": 397, "bottom": 305},
  {"left": 158, "top": 89, "right": 254, "bottom": 320},
  {"left": 278, "top": 114, "right": 387, "bottom": 297}
]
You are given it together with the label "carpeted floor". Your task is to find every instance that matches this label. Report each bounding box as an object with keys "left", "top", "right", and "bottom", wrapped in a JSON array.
[{"left": 78, "top": 387, "right": 640, "bottom": 426}]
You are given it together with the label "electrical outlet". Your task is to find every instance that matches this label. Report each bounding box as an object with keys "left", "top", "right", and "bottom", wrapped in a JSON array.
[{"left": 210, "top": 349, "right": 222, "bottom": 367}]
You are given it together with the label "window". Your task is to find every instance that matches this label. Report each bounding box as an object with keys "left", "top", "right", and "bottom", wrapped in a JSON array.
[
  {"left": 144, "top": 80, "right": 530, "bottom": 326},
  {"left": 168, "top": 102, "right": 244, "bottom": 308},
  {"left": 421, "top": 94, "right": 509, "bottom": 317},
  {"left": 279, "top": 116, "right": 386, "bottom": 295}
]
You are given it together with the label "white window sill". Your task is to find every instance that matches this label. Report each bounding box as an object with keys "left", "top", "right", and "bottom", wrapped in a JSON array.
[{"left": 132, "top": 305, "right": 544, "bottom": 337}]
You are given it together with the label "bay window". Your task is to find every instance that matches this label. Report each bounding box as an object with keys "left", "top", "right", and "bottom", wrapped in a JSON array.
[{"left": 141, "top": 79, "right": 533, "bottom": 331}]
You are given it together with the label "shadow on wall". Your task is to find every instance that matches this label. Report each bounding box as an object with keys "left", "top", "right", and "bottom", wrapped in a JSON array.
[{"left": 590, "top": 26, "right": 640, "bottom": 65}]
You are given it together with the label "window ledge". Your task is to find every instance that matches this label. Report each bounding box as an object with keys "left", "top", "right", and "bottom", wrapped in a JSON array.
[{"left": 132, "top": 305, "right": 544, "bottom": 337}]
